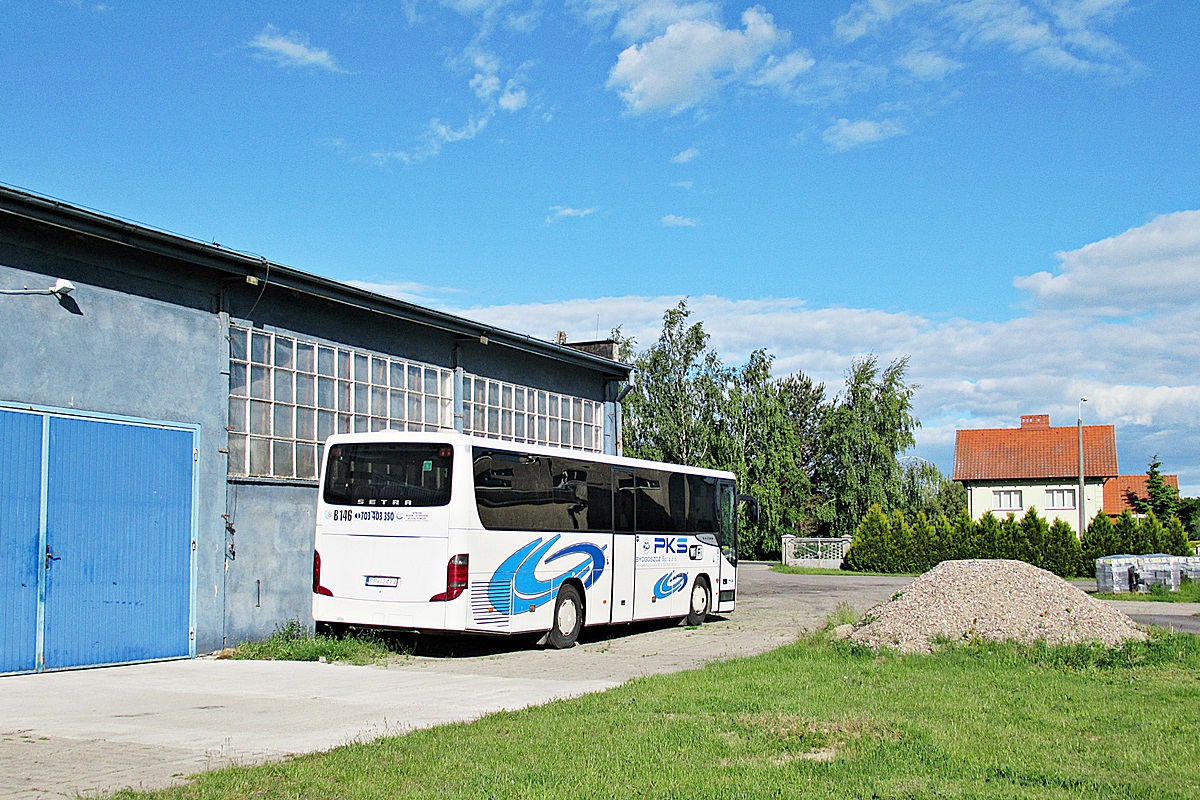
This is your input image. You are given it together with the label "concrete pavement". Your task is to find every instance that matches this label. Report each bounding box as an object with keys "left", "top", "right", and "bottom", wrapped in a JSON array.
[
  {"left": 0, "top": 564, "right": 904, "bottom": 799},
  {"left": 6, "top": 568, "right": 1190, "bottom": 799}
]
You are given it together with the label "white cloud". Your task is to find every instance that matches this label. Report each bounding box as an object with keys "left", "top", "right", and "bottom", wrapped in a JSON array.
[
  {"left": 446, "top": 209, "right": 1200, "bottom": 493},
  {"left": 248, "top": 25, "right": 346, "bottom": 72},
  {"left": 672, "top": 180, "right": 694, "bottom": 189},
  {"left": 546, "top": 206, "right": 599, "bottom": 223},
  {"left": 571, "top": 0, "right": 722, "bottom": 41},
  {"left": 605, "top": 7, "right": 795, "bottom": 115},
  {"left": 672, "top": 147, "right": 700, "bottom": 163},
  {"left": 1014, "top": 210, "right": 1200, "bottom": 315},
  {"left": 834, "top": 0, "right": 931, "bottom": 42},
  {"left": 441, "top": 0, "right": 513, "bottom": 16},
  {"left": 371, "top": 115, "right": 490, "bottom": 165},
  {"left": 822, "top": 117, "right": 906, "bottom": 150},
  {"left": 751, "top": 49, "right": 816, "bottom": 91},
  {"left": 662, "top": 214, "right": 699, "bottom": 226},
  {"left": 896, "top": 48, "right": 962, "bottom": 80}
]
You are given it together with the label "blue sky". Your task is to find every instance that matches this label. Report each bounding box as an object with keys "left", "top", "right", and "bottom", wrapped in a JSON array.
[{"left": 4, "top": 1, "right": 1199, "bottom": 492}]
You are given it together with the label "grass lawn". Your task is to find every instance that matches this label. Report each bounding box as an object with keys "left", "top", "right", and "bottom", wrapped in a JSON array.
[{"left": 114, "top": 628, "right": 1200, "bottom": 800}]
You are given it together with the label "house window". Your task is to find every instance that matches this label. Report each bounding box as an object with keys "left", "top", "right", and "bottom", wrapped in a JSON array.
[
  {"left": 227, "top": 325, "right": 454, "bottom": 480},
  {"left": 993, "top": 490, "right": 1023, "bottom": 512},
  {"left": 462, "top": 373, "right": 603, "bottom": 453},
  {"left": 1046, "top": 488, "right": 1076, "bottom": 510}
]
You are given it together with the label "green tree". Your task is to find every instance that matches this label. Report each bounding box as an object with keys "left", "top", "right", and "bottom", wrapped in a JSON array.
[
  {"left": 1132, "top": 455, "right": 1180, "bottom": 521},
  {"left": 1044, "top": 518, "right": 1083, "bottom": 578},
  {"left": 908, "top": 512, "right": 935, "bottom": 572},
  {"left": 1178, "top": 497, "right": 1200, "bottom": 540},
  {"left": 1113, "top": 510, "right": 1139, "bottom": 555},
  {"left": 898, "top": 458, "right": 967, "bottom": 520},
  {"left": 845, "top": 505, "right": 890, "bottom": 572},
  {"left": 890, "top": 509, "right": 916, "bottom": 573},
  {"left": 617, "top": 301, "right": 827, "bottom": 559},
  {"left": 949, "top": 508, "right": 979, "bottom": 561},
  {"left": 721, "top": 350, "right": 822, "bottom": 558},
  {"left": 619, "top": 301, "right": 728, "bottom": 467},
  {"left": 996, "top": 513, "right": 1020, "bottom": 560},
  {"left": 1016, "top": 508, "right": 1048, "bottom": 567},
  {"left": 929, "top": 513, "right": 955, "bottom": 568},
  {"left": 814, "top": 356, "right": 918, "bottom": 539},
  {"left": 1138, "top": 512, "right": 1165, "bottom": 555},
  {"left": 977, "top": 512, "right": 1003, "bottom": 559},
  {"left": 1160, "top": 516, "right": 1192, "bottom": 557},
  {"left": 1081, "top": 512, "right": 1119, "bottom": 568}
]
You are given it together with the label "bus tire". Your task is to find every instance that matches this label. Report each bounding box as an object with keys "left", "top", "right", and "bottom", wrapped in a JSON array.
[
  {"left": 547, "top": 584, "right": 583, "bottom": 649},
  {"left": 685, "top": 577, "right": 710, "bottom": 626}
]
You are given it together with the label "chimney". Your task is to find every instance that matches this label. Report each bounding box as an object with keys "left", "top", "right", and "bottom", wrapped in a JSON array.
[{"left": 1020, "top": 414, "right": 1050, "bottom": 429}]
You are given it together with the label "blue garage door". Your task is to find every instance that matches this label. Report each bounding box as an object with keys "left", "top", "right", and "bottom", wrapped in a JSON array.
[
  {"left": 0, "top": 410, "right": 195, "bottom": 673},
  {"left": 0, "top": 410, "right": 42, "bottom": 674}
]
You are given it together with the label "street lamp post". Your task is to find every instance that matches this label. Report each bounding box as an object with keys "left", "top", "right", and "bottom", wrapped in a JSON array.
[{"left": 1078, "top": 397, "right": 1088, "bottom": 536}]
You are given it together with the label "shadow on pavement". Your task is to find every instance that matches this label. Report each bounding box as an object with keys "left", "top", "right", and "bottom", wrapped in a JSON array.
[{"left": 355, "top": 614, "right": 730, "bottom": 658}]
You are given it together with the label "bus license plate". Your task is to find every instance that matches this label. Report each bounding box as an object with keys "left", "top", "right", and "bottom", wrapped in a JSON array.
[{"left": 365, "top": 575, "right": 399, "bottom": 588}]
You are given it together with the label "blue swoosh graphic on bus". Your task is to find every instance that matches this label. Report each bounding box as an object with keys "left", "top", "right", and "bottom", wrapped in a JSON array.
[
  {"left": 546, "top": 543, "right": 606, "bottom": 589},
  {"left": 487, "top": 535, "right": 607, "bottom": 616},
  {"left": 653, "top": 571, "right": 688, "bottom": 600}
]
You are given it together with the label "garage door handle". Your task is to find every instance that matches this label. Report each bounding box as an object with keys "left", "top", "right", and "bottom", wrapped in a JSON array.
[{"left": 46, "top": 546, "right": 61, "bottom": 568}]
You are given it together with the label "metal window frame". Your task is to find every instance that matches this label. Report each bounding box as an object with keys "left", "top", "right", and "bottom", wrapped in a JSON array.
[
  {"left": 460, "top": 373, "right": 603, "bottom": 453},
  {"left": 227, "top": 325, "right": 454, "bottom": 480}
]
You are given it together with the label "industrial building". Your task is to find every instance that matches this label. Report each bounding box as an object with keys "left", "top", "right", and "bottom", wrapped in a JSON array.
[{"left": 0, "top": 184, "right": 630, "bottom": 674}]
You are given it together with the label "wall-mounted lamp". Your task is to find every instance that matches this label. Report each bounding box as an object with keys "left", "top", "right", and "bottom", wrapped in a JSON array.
[{"left": 1, "top": 278, "right": 76, "bottom": 297}]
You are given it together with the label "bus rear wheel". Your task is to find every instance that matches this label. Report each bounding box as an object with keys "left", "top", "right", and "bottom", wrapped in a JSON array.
[
  {"left": 547, "top": 584, "right": 583, "bottom": 649},
  {"left": 685, "top": 577, "right": 710, "bottom": 626}
]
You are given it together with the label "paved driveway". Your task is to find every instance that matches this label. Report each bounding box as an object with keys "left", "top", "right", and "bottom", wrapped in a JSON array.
[{"left": 0, "top": 564, "right": 906, "bottom": 799}]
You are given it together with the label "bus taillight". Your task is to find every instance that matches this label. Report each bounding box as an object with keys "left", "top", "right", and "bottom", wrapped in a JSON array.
[
  {"left": 313, "top": 550, "right": 333, "bottom": 596},
  {"left": 430, "top": 554, "right": 468, "bottom": 602}
]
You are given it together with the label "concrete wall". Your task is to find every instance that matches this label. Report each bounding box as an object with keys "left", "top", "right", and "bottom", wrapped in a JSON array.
[
  {"left": 222, "top": 482, "right": 317, "bottom": 646},
  {"left": 1, "top": 216, "right": 624, "bottom": 652},
  {"left": 965, "top": 479, "right": 1105, "bottom": 531},
  {"left": 0, "top": 254, "right": 229, "bottom": 655}
]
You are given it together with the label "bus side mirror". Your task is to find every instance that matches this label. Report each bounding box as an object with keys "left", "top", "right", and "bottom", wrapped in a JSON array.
[{"left": 737, "top": 494, "right": 760, "bottom": 525}]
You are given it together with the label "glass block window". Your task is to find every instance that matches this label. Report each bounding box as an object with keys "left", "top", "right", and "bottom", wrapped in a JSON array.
[
  {"left": 228, "top": 325, "right": 454, "bottom": 479},
  {"left": 462, "top": 373, "right": 603, "bottom": 453}
]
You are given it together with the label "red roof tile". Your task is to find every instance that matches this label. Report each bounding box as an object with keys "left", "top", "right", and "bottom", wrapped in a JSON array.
[
  {"left": 952, "top": 424, "right": 1118, "bottom": 481},
  {"left": 1103, "top": 474, "right": 1180, "bottom": 516}
]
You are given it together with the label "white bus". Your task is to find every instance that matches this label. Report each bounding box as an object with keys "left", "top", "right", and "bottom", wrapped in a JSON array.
[{"left": 311, "top": 430, "right": 753, "bottom": 648}]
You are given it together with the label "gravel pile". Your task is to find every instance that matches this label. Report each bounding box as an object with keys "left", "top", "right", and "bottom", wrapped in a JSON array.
[{"left": 845, "top": 559, "right": 1147, "bottom": 654}]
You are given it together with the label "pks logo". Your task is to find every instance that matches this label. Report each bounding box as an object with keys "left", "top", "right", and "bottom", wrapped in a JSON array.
[
  {"left": 654, "top": 536, "right": 688, "bottom": 554},
  {"left": 653, "top": 571, "right": 688, "bottom": 599},
  {"left": 488, "top": 535, "right": 606, "bottom": 616}
]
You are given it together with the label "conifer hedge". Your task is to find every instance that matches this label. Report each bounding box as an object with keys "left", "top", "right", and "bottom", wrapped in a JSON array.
[{"left": 843, "top": 506, "right": 1192, "bottom": 578}]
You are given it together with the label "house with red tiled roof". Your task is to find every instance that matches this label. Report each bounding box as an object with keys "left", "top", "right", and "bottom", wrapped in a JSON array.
[
  {"left": 1103, "top": 473, "right": 1180, "bottom": 518},
  {"left": 952, "top": 414, "right": 1118, "bottom": 529}
]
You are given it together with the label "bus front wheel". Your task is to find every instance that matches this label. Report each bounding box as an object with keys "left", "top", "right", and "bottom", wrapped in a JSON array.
[
  {"left": 547, "top": 584, "right": 583, "bottom": 649},
  {"left": 685, "top": 577, "right": 710, "bottom": 626}
]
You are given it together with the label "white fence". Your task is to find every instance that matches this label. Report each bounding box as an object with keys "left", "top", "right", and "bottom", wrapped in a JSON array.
[{"left": 780, "top": 535, "right": 853, "bottom": 569}]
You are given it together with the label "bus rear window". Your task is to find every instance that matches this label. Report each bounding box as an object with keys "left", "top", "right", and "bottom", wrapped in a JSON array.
[{"left": 323, "top": 443, "right": 453, "bottom": 507}]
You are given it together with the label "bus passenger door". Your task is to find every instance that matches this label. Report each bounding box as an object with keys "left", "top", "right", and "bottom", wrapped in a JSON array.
[
  {"left": 715, "top": 480, "right": 738, "bottom": 613},
  {"left": 610, "top": 467, "right": 635, "bottom": 623}
]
